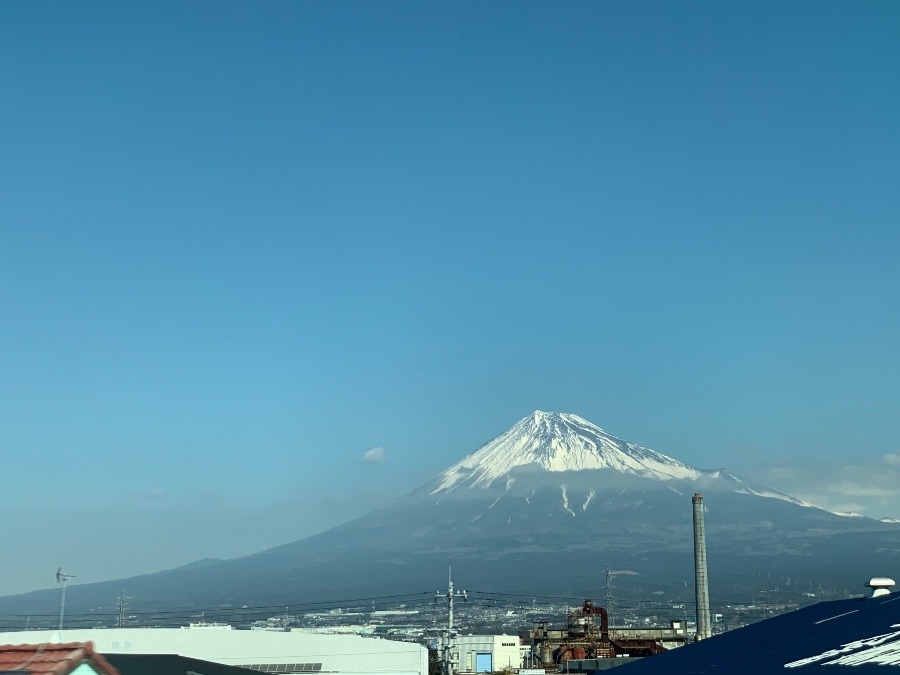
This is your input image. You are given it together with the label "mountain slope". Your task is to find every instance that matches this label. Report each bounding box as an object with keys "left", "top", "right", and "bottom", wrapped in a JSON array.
[{"left": 1, "top": 411, "right": 897, "bottom": 616}]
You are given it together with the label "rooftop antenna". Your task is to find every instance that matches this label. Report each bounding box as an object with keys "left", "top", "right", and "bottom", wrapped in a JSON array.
[{"left": 56, "top": 567, "right": 76, "bottom": 631}]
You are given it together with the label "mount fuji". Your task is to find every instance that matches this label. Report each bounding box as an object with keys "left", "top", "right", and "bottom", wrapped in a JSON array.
[
  {"left": 426, "top": 411, "right": 810, "bottom": 508},
  {"left": 3, "top": 411, "right": 899, "bottom": 614}
]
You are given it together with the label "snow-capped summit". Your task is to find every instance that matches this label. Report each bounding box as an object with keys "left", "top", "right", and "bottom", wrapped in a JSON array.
[{"left": 432, "top": 410, "right": 703, "bottom": 493}]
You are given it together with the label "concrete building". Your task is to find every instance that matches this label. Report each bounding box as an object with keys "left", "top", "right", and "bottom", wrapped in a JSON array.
[
  {"left": 453, "top": 634, "right": 521, "bottom": 673},
  {"left": 0, "top": 628, "right": 428, "bottom": 675}
]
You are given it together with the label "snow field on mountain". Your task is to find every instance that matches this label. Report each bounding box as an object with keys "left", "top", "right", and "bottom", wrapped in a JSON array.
[{"left": 433, "top": 411, "right": 702, "bottom": 492}]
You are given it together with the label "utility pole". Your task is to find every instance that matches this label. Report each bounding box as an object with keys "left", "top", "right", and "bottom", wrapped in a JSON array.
[
  {"left": 117, "top": 591, "right": 126, "bottom": 628},
  {"left": 56, "top": 568, "right": 76, "bottom": 631},
  {"left": 605, "top": 564, "right": 615, "bottom": 618},
  {"left": 435, "top": 567, "right": 467, "bottom": 675}
]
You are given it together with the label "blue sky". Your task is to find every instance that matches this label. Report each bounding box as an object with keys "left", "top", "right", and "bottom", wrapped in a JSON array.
[{"left": 1, "top": 1, "right": 898, "bottom": 595}]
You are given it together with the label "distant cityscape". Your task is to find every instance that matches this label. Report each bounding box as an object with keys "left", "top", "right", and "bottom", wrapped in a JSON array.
[{"left": 0, "top": 577, "right": 856, "bottom": 636}]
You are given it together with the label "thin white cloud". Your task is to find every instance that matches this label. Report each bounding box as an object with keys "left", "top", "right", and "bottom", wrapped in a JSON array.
[
  {"left": 364, "top": 447, "right": 386, "bottom": 463},
  {"left": 828, "top": 480, "right": 896, "bottom": 499},
  {"left": 829, "top": 502, "right": 867, "bottom": 515},
  {"left": 758, "top": 458, "right": 900, "bottom": 519}
]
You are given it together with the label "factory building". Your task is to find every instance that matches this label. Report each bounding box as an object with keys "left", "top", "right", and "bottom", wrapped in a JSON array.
[
  {"left": 0, "top": 627, "right": 428, "bottom": 675},
  {"left": 611, "top": 621, "right": 690, "bottom": 651},
  {"left": 452, "top": 634, "right": 522, "bottom": 673}
]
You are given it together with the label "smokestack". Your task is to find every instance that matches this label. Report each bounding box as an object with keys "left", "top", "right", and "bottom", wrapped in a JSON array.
[{"left": 692, "top": 492, "right": 712, "bottom": 640}]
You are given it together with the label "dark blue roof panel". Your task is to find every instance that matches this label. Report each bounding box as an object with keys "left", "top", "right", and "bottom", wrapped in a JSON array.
[{"left": 622, "top": 592, "right": 900, "bottom": 674}]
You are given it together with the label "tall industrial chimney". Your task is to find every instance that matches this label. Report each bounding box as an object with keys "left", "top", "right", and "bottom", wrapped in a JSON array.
[{"left": 692, "top": 492, "right": 712, "bottom": 640}]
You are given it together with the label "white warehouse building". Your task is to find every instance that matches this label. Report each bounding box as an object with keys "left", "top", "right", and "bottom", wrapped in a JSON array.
[
  {"left": 0, "top": 628, "right": 428, "bottom": 675},
  {"left": 454, "top": 634, "right": 521, "bottom": 673}
]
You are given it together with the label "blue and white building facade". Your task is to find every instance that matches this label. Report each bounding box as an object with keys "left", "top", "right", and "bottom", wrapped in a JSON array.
[{"left": 453, "top": 634, "right": 521, "bottom": 673}]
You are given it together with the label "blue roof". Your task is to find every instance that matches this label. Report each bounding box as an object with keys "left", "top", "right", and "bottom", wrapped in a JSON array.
[{"left": 622, "top": 591, "right": 900, "bottom": 674}]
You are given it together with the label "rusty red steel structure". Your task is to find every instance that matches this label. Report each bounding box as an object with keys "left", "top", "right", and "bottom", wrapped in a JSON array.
[{"left": 532, "top": 599, "right": 667, "bottom": 665}]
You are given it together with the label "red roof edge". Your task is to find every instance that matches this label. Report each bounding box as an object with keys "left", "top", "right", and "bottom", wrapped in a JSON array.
[
  {"left": 83, "top": 641, "right": 120, "bottom": 675},
  {"left": 0, "top": 641, "right": 120, "bottom": 675}
]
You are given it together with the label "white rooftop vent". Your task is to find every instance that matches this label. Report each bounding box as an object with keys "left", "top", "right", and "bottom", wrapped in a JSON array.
[{"left": 866, "top": 577, "right": 896, "bottom": 598}]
